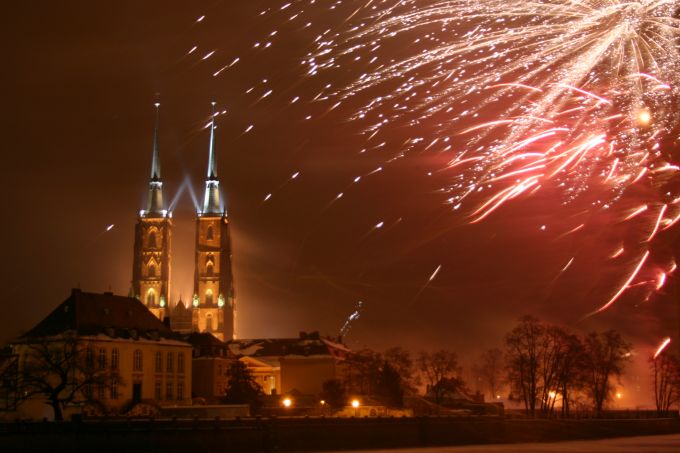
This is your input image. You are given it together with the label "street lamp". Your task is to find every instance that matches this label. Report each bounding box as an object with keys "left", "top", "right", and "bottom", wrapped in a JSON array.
[
  {"left": 351, "top": 399, "right": 360, "bottom": 416},
  {"left": 283, "top": 397, "right": 292, "bottom": 408}
]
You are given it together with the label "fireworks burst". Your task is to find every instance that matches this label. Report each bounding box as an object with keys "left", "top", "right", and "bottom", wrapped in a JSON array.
[{"left": 307, "top": 0, "right": 680, "bottom": 314}]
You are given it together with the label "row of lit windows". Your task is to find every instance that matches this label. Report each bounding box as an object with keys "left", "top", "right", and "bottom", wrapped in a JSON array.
[
  {"left": 145, "top": 224, "right": 217, "bottom": 250},
  {"left": 154, "top": 380, "right": 185, "bottom": 401},
  {"left": 84, "top": 382, "right": 119, "bottom": 401},
  {"left": 132, "top": 349, "right": 185, "bottom": 373},
  {"left": 154, "top": 351, "right": 185, "bottom": 373},
  {"left": 86, "top": 347, "right": 119, "bottom": 371}
]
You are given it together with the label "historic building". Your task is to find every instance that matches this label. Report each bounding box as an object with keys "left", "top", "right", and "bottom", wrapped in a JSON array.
[
  {"left": 132, "top": 103, "right": 236, "bottom": 342},
  {"left": 192, "top": 102, "right": 236, "bottom": 341},
  {"left": 8, "top": 290, "right": 192, "bottom": 420},
  {"left": 131, "top": 103, "right": 172, "bottom": 322}
]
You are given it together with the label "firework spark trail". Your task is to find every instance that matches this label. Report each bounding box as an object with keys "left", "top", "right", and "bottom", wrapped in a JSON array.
[
  {"left": 303, "top": 0, "right": 680, "bottom": 316},
  {"left": 179, "top": 2, "right": 680, "bottom": 319},
  {"left": 653, "top": 336, "right": 672, "bottom": 359}
]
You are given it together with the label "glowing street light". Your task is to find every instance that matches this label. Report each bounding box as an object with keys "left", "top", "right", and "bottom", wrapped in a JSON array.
[
  {"left": 351, "top": 399, "right": 360, "bottom": 416},
  {"left": 283, "top": 397, "right": 292, "bottom": 408}
]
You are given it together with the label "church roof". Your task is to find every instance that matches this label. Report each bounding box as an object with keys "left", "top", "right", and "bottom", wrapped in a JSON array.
[
  {"left": 228, "top": 331, "right": 350, "bottom": 360},
  {"left": 21, "top": 289, "right": 178, "bottom": 342}
]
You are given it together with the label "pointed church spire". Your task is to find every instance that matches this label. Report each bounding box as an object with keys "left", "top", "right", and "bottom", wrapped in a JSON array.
[
  {"left": 202, "top": 102, "right": 223, "bottom": 215},
  {"left": 144, "top": 102, "right": 166, "bottom": 217},
  {"left": 207, "top": 102, "right": 218, "bottom": 179},
  {"left": 150, "top": 102, "right": 161, "bottom": 180}
]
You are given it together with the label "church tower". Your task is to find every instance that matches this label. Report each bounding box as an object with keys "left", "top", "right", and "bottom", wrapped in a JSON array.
[
  {"left": 192, "top": 102, "right": 236, "bottom": 341},
  {"left": 132, "top": 103, "right": 172, "bottom": 321}
]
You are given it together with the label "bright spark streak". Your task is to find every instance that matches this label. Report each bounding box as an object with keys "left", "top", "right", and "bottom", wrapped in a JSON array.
[
  {"left": 646, "top": 205, "right": 667, "bottom": 242},
  {"left": 428, "top": 265, "right": 442, "bottom": 282},
  {"left": 653, "top": 337, "right": 672, "bottom": 359},
  {"left": 624, "top": 205, "right": 648, "bottom": 221},
  {"left": 592, "top": 251, "right": 650, "bottom": 315},
  {"left": 106, "top": 224, "right": 114, "bottom": 232}
]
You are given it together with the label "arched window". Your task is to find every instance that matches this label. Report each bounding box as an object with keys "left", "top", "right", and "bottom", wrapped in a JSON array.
[
  {"left": 205, "top": 289, "right": 213, "bottom": 305},
  {"left": 148, "top": 231, "right": 157, "bottom": 248},
  {"left": 146, "top": 289, "right": 156, "bottom": 306},
  {"left": 206, "top": 263, "right": 214, "bottom": 276},
  {"left": 206, "top": 313, "right": 213, "bottom": 332},
  {"left": 206, "top": 226, "right": 214, "bottom": 240},
  {"left": 148, "top": 264, "right": 156, "bottom": 278},
  {"left": 133, "top": 350, "right": 143, "bottom": 371}
]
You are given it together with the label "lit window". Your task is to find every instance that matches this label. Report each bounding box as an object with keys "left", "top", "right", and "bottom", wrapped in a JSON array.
[
  {"left": 206, "top": 263, "right": 214, "bottom": 276},
  {"left": 155, "top": 351, "right": 163, "bottom": 372},
  {"left": 146, "top": 289, "right": 156, "bottom": 306},
  {"left": 206, "top": 313, "right": 213, "bottom": 332},
  {"left": 177, "top": 382, "right": 184, "bottom": 401},
  {"left": 111, "top": 348, "right": 119, "bottom": 370},
  {"left": 133, "top": 350, "right": 143, "bottom": 371},
  {"left": 177, "top": 353, "right": 185, "bottom": 373},
  {"left": 98, "top": 348, "right": 107, "bottom": 370},
  {"left": 205, "top": 289, "right": 213, "bottom": 305}
]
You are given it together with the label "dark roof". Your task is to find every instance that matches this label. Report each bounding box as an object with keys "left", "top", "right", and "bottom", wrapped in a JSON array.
[
  {"left": 183, "top": 332, "right": 233, "bottom": 358},
  {"left": 228, "top": 331, "right": 350, "bottom": 359},
  {"left": 21, "top": 289, "right": 178, "bottom": 341}
]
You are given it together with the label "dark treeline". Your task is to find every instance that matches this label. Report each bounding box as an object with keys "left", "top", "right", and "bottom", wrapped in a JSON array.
[{"left": 314, "top": 315, "right": 680, "bottom": 417}]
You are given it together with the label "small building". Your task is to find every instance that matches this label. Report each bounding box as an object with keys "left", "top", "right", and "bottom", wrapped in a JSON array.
[
  {"left": 7, "top": 289, "right": 192, "bottom": 420},
  {"left": 183, "top": 332, "right": 234, "bottom": 403},
  {"left": 229, "top": 332, "right": 349, "bottom": 397}
]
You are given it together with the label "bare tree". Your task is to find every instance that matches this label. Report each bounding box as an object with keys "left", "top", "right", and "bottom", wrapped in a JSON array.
[
  {"left": 556, "top": 332, "right": 586, "bottom": 417},
  {"left": 582, "top": 330, "right": 631, "bottom": 416},
  {"left": 505, "top": 316, "right": 544, "bottom": 417},
  {"left": 383, "top": 346, "right": 417, "bottom": 393},
  {"left": 651, "top": 353, "right": 680, "bottom": 416},
  {"left": 17, "top": 334, "right": 120, "bottom": 420},
  {"left": 473, "top": 348, "right": 505, "bottom": 401},
  {"left": 341, "top": 349, "right": 382, "bottom": 397},
  {"left": 418, "top": 350, "right": 462, "bottom": 408}
]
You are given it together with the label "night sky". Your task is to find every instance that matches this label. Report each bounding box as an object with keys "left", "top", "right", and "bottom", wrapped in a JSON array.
[{"left": 5, "top": 1, "right": 680, "bottom": 405}]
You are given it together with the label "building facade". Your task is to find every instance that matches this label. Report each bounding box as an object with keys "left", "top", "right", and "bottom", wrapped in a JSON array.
[{"left": 9, "top": 290, "right": 192, "bottom": 420}]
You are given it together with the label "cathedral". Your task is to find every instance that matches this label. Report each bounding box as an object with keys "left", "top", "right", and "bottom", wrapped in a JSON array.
[{"left": 131, "top": 103, "right": 236, "bottom": 341}]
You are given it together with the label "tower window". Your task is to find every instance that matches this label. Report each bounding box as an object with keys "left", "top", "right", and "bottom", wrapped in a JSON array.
[
  {"left": 206, "top": 313, "right": 213, "bottom": 332},
  {"left": 148, "top": 231, "right": 157, "bottom": 248},
  {"left": 206, "top": 263, "right": 214, "bottom": 276},
  {"left": 148, "top": 264, "right": 157, "bottom": 278},
  {"left": 206, "top": 226, "right": 214, "bottom": 240},
  {"left": 146, "top": 289, "right": 156, "bottom": 306},
  {"left": 205, "top": 289, "right": 213, "bottom": 305}
]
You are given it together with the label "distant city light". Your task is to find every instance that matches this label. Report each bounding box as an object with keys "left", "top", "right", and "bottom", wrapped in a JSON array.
[
  {"left": 283, "top": 398, "right": 292, "bottom": 408},
  {"left": 351, "top": 399, "right": 360, "bottom": 408}
]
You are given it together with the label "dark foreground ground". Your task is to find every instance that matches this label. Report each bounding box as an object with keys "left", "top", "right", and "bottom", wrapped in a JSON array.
[
  {"left": 328, "top": 434, "right": 680, "bottom": 453},
  {"left": 2, "top": 417, "right": 680, "bottom": 452}
]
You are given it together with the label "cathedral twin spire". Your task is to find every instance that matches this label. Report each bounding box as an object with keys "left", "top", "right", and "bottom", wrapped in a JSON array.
[
  {"left": 142, "top": 102, "right": 224, "bottom": 217},
  {"left": 144, "top": 102, "right": 165, "bottom": 217},
  {"left": 202, "top": 102, "right": 223, "bottom": 215}
]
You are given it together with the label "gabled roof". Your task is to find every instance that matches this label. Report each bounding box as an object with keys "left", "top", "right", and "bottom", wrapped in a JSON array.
[{"left": 21, "top": 289, "right": 177, "bottom": 341}]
